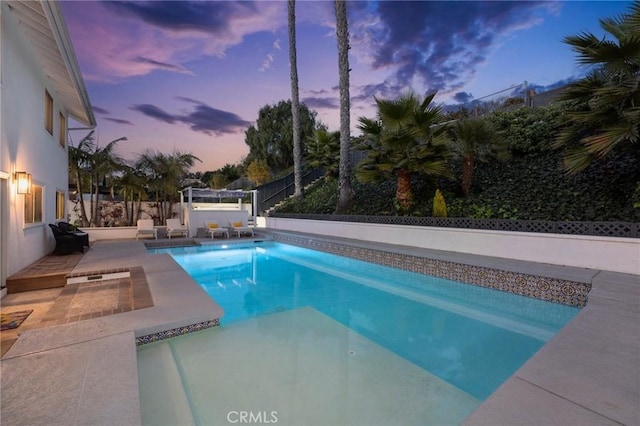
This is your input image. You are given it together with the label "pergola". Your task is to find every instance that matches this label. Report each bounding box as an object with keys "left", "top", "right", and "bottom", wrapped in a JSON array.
[{"left": 180, "top": 187, "right": 258, "bottom": 236}]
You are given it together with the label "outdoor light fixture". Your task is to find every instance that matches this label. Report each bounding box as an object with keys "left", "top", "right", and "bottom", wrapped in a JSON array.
[{"left": 15, "top": 171, "right": 32, "bottom": 194}]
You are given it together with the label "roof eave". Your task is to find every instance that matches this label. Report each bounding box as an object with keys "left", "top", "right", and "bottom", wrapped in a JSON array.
[{"left": 42, "top": 1, "right": 95, "bottom": 127}]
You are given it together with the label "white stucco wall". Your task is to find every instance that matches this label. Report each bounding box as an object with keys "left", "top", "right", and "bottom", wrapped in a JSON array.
[
  {"left": 263, "top": 217, "right": 640, "bottom": 275},
  {"left": 1, "top": 5, "right": 70, "bottom": 276},
  {"left": 78, "top": 227, "right": 138, "bottom": 241}
]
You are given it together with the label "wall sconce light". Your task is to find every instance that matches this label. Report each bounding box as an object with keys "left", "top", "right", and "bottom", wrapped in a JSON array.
[{"left": 15, "top": 171, "right": 32, "bottom": 194}]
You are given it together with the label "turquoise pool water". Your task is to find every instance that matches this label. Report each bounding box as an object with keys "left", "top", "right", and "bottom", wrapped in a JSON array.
[{"left": 148, "top": 242, "right": 579, "bottom": 402}]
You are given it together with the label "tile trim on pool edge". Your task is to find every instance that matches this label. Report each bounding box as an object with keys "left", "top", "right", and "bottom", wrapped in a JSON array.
[
  {"left": 273, "top": 233, "right": 591, "bottom": 307},
  {"left": 136, "top": 319, "right": 220, "bottom": 346}
]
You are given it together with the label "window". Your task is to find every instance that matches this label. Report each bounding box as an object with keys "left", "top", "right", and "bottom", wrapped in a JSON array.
[
  {"left": 56, "top": 191, "right": 65, "bottom": 220},
  {"left": 25, "top": 184, "right": 43, "bottom": 224},
  {"left": 59, "top": 112, "right": 66, "bottom": 147},
  {"left": 45, "top": 90, "right": 53, "bottom": 134}
]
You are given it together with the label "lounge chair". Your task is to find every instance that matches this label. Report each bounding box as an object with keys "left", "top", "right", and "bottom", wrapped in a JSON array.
[
  {"left": 48, "top": 224, "right": 85, "bottom": 255},
  {"left": 57, "top": 221, "right": 90, "bottom": 247},
  {"left": 166, "top": 218, "right": 189, "bottom": 239},
  {"left": 206, "top": 221, "right": 229, "bottom": 239},
  {"left": 229, "top": 220, "right": 254, "bottom": 237},
  {"left": 136, "top": 219, "right": 157, "bottom": 241}
]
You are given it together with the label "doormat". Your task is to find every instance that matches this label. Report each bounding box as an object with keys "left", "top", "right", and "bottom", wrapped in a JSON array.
[{"left": 1, "top": 310, "right": 33, "bottom": 331}]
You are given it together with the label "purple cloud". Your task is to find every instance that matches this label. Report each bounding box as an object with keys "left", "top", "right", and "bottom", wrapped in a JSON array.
[
  {"left": 131, "top": 99, "right": 249, "bottom": 135},
  {"left": 61, "top": 1, "right": 284, "bottom": 81},
  {"left": 526, "top": 77, "right": 576, "bottom": 96},
  {"left": 131, "top": 104, "right": 177, "bottom": 124},
  {"left": 93, "top": 106, "right": 110, "bottom": 115},
  {"left": 104, "top": 117, "right": 134, "bottom": 125},
  {"left": 104, "top": 1, "right": 260, "bottom": 35},
  {"left": 135, "top": 57, "right": 193, "bottom": 75},
  {"left": 179, "top": 103, "right": 250, "bottom": 135},
  {"left": 350, "top": 1, "right": 557, "bottom": 98},
  {"left": 302, "top": 97, "right": 339, "bottom": 110},
  {"left": 454, "top": 92, "right": 474, "bottom": 104},
  {"left": 307, "top": 89, "right": 332, "bottom": 96}
]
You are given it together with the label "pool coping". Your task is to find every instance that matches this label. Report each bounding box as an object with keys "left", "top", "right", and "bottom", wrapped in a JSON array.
[{"left": 1, "top": 232, "right": 638, "bottom": 425}]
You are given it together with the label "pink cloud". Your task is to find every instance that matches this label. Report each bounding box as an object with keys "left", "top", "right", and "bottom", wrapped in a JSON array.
[{"left": 61, "top": 1, "right": 284, "bottom": 82}]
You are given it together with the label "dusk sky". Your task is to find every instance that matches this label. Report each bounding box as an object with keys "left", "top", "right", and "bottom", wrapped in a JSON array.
[{"left": 60, "top": 1, "right": 630, "bottom": 173}]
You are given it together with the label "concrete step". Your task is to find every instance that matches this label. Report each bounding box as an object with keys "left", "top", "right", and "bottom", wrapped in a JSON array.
[{"left": 6, "top": 252, "right": 83, "bottom": 293}]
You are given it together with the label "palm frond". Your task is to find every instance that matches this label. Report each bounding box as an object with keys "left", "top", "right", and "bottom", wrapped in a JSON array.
[
  {"left": 583, "top": 124, "right": 637, "bottom": 156},
  {"left": 562, "top": 147, "right": 597, "bottom": 173},
  {"left": 627, "top": 1, "right": 640, "bottom": 29}
]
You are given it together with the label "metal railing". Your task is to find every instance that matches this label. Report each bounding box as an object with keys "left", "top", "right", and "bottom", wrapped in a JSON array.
[{"left": 255, "top": 168, "right": 325, "bottom": 214}]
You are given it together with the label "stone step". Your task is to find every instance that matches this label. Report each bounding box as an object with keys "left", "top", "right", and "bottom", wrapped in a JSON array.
[{"left": 6, "top": 252, "right": 83, "bottom": 293}]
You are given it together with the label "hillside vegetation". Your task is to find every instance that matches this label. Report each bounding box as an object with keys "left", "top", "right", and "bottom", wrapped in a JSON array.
[{"left": 275, "top": 105, "right": 640, "bottom": 222}]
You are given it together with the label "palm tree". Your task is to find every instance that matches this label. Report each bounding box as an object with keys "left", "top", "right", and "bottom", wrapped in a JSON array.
[
  {"left": 450, "top": 117, "right": 509, "bottom": 197},
  {"left": 334, "top": 0, "right": 354, "bottom": 213},
  {"left": 288, "top": 0, "right": 303, "bottom": 199},
  {"left": 357, "top": 92, "right": 452, "bottom": 214},
  {"left": 69, "top": 131, "right": 126, "bottom": 226},
  {"left": 136, "top": 150, "right": 200, "bottom": 224},
  {"left": 68, "top": 131, "right": 94, "bottom": 226},
  {"left": 88, "top": 137, "right": 126, "bottom": 226},
  {"left": 117, "top": 165, "right": 147, "bottom": 225},
  {"left": 554, "top": 1, "right": 640, "bottom": 173},
  {"left": 306, "top": 128, "right": 340, "bottom": 179}
]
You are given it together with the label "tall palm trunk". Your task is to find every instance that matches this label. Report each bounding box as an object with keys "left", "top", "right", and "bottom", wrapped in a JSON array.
[
  {"left": 74, "top": 169, "right": 89, "bottom": 226},
  {"left": 122, "top": 189, "right": 131, "bottom": 226},
  {"left": 135, "top": 194, "right": 142, "bottom": 223},
  {"left": 396, "top": 169, "right": 413, "bottom": 213},
  {"left": 461, "top": 154, "right": 474, "bottom": 197},
  {"left": 93, "top": 177, "right": 103, "bottom": 227},
  {"left": 288, "top": 0, "right": 303, "bottom": 199},
  {"left": 334, "top": 0, "right": 353, "bottom": 213}
]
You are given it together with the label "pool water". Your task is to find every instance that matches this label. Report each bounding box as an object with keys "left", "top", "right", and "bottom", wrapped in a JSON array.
[{"left": 141, "top": 242, "right": 580, "bottom": 425}]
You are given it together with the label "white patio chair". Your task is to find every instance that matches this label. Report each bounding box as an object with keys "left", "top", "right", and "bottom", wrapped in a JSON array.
[
  {"left": 136, "top": 219, "right": 157, "bottom": 241},
  {"left": 229, "top": 220, "right": 254, "bottom": 237},
  {"left": 166, "top": 218, "right": 189, "bottom": 239},
  {"left": 206, "top": 221, "right": 229, "bottom": 239}
]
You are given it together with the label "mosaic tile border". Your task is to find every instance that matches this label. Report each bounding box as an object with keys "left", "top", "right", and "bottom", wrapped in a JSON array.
[
  {"left": 136, "top": 319, "right": 220, "bottom": 346},
  {"left": 273, "top": 233, "right": 591, "bottom": 308}
]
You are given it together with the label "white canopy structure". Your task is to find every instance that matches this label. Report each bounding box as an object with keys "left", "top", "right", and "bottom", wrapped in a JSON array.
[{"left": 180, "top": 188, "right": 258, "bottom": 237}]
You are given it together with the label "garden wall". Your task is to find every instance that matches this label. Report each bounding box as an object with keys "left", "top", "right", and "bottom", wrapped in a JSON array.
[{"left": 263, "top": 217, "right": 640, "bottom": 275}]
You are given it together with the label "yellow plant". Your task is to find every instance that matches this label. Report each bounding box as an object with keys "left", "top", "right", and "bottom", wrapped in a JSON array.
[{"left": 433, "top": 189, "right": 448, "bottom": 217}]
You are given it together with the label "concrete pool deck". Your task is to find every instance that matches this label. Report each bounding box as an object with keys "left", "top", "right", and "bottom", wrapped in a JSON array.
[{"left": 1, "top": 234, "right": 638, "bottom": 425}]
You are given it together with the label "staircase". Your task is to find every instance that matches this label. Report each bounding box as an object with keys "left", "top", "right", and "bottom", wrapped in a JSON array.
[
  {"left": 254, "top": 167, "right": 325, "bottom": 214},
  {"left": 264, "top": 176, "right": 325, "bottom": 216}
]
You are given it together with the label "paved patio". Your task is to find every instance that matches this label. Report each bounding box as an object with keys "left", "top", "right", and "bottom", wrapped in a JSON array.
[{"left": 0, "top": 233, "right": 638, "bottom": 425}]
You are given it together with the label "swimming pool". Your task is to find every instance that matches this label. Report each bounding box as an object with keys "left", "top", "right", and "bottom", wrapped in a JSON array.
[{"left": 140, "top": 241, "right": 579, "bottom": 425}]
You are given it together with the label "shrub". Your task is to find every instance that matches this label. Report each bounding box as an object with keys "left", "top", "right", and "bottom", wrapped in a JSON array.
[{"left": 433, "top": 189, "right": 448, "bottom": 217}]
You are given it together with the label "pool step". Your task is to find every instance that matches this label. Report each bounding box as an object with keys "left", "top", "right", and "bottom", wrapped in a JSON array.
[{"left": 137, "top": 342, "right": 196, "bottom": 426}]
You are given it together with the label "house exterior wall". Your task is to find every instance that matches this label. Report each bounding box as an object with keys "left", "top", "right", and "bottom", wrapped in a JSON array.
[{"left": 1, "top": 3, "right": 70, "bottom": 278}]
